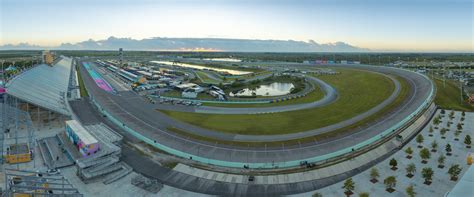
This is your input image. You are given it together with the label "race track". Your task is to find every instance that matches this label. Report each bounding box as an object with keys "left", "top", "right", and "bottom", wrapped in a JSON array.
[{"left": 77, "top": 61, "right": 434, "bottom": 168}]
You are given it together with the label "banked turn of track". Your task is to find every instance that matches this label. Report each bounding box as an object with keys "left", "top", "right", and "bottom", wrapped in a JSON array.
[{"left": 78, "top": 61, "right": 434, "bottom": 169}]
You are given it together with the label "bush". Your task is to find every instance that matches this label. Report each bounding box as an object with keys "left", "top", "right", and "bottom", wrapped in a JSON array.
[
  {"left": 342, "top": 178, "right": 355, "bottom": 195},
  {"left": 383, "top": 176, "right": 397, "bottom": 192},
  {"left": 419, "top": 148, "right": 431, "bottom": 163},
  {"left": 389, "top": 158, "right": 398, "bottom": 170},
  {"left": 421, "top": 167, "right": 434, "bottom": 184},
  {"left": 465, "top": 135, "right": 472, "bottom": 148},
  {"left": 448, "top": 164, "right": 462, "bottom": 181}
]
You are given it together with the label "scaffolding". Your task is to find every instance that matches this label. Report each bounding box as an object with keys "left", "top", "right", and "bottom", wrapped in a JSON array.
[
  {"left": 1, "top": 95, "right": 36, "bottom": 167},
  {"left": 3, "top": 168, "right": 82, "bottom": 196}
]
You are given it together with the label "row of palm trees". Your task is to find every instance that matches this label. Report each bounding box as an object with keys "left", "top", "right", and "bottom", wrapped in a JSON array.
[
  {"left": 312, "top": 110, "right": 469, "bottom": 197},
  {"left": 336, "top": 162, "right": 463, "bottom": 196},
  {"left": 337, "top": 110, "right": 469, "bottom": 196}
]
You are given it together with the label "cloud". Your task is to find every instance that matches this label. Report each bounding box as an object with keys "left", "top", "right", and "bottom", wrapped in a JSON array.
[{"left": 0, "top": 37, "right": 368, "bottom": 52}]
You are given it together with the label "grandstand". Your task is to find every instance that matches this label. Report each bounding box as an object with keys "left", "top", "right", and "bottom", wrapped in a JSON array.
[{"left": 5, "top": 57, "right": 74, "bottom": 128}]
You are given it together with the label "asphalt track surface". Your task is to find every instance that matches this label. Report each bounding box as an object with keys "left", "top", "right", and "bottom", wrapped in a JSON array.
[
  {"left": 70, "top": 94, "right": 422, "bottom": 196},
  {"left": 89, "top": 62, "right": 399, "bottom": 142},
  {"left": 78, "top": 62, "right": 433, "bottom": 165}
]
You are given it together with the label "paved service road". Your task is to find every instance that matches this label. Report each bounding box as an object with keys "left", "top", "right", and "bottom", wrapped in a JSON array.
[{"left": 77, "top": 61, "right": 433, "bottom": 167}]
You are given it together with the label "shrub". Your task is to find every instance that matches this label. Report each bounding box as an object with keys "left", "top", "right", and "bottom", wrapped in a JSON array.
[
  {"left": 406, "top": 185, "right": 416, "bottom": 197},
  {"left": 383, "top": 176, "right": 397, "bottom": 193},
  {"left": 421, "top": 167, "right": 434, "bottom": 185},
  {"left": 389, "top": 158, "right": 398, "bottom": 170},
  {"left": 370, "top": 168, "right": 379, "bottom": 183},
  {"left": 465, "top": 135, "right": 472, "bottom": 148},
  {"left": 419, "top": 148, "right": 431, "bottom": 163},
  {"left": 406, "top": 163, "right": 416, "bottom": 178},
  {"left": 445, "top": 144, "right": 452, "bottom": 155},
  {"left": 416, "top": 135, "right": 424, "bottom": 148},
  {"left": 342, "top": 178, "right": 355, "bottom": 195},
  {"left": 448, "top": 164, "right": 462, "bottom": 181}
]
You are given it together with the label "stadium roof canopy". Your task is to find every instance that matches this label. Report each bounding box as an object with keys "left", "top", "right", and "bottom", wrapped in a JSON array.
[{"left": 6, "top": 57, "right": 72, "bottom": 116}]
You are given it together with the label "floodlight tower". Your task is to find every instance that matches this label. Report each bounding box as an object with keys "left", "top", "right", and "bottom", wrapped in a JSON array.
[
  {"left": 119, "top": 48, "right": 124, "bottom": 67},
  {"left": 0, "top": 60, "right": 5, "bottom": 164}
]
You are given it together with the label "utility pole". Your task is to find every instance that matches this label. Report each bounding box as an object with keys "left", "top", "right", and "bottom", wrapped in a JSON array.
[
  {"left": 460, "top": 63, "right": 463, "bottom": 103},
  {"left": 0, "top": 60, "right": 4, "bottom": 165}
]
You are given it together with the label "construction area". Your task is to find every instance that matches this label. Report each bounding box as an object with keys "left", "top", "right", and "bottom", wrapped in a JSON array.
[{"left": 0, "top": 56, "right": 170, "bottom": 196}]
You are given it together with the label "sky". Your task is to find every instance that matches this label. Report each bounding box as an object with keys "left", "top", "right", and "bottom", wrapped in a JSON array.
[{"left": 0, "top": 0, "right": 472, "bottom": 52}]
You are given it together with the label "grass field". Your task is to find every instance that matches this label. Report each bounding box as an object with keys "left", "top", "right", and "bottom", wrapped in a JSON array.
[
  {"left": 76, "top": 65, "right": 89, "bottom": 97},
  {"left": 161, "top": 69, "right": 395, "bottom": 135},
  {"left": 195, "top": 71, "right": 221, "bottom": 84},
  {"left": 433, "top": 78, "right": 474, "bottom": 111}
]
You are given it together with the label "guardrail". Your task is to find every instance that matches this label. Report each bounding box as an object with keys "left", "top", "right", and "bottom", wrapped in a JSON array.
[{"left": 87, "top": 64, "right": 436, "bottom": 169}]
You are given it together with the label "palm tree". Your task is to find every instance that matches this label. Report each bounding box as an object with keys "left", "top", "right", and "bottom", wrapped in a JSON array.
[
  {"left": 438, "top": 155, "right": 446, "bottom": 168},
  {"left": 406, "top": 163, "right": 416, "bottom": 178},
  {"left": 454, "top": 130, "right": 461, "bottom": 141},
  {"left": 465, "top": 135, "right": 472, "bottom": 148},
  {"left": 370, "top": 168, "right": 379, "bottom": 183},
  {"left": 445, "top": 144, "right": 452, "bottom": 156},
  {"left": 419, "top": 148, "right": 431, "bottom": 164},
  {"left": 416, "top": 135, "right": 424, "bottom": 148},
  {"left": 448, "top": 164, "right": 462, "bottom": 181},
  {"left": 433, "top": 116, "right": 441, "bottom": 128},
  {"left": 342, "top": 178, "right": 355, "bottom": 196},
  {"left": 389, "top": 158, "right": 398, "bottom": 170},
  {"left": 359, "top": 192, "right": 369, "bottom": 197},
  {"left": 405, "top": 147, "right": 413, "bottom": 159},
  {"left": 440, "top": 128, "right": 447, "bottom": 139},
  {"left": 421, "top": 167, "right": 434, "bottom": 185},
  {"left": 312, "top": 192, "right": 323, "bottom": 197},
  {"left": 431, "top": 141, "right": 438, "bottom": 152},
  {"left": 406, "top": 185, "right": 416, "bottom": 197},
  {"left": 457, "top": 123, "right": 463, "bottom": 131},
  {"left": 428, "top": 126, "right": 434, "bottom": 137},
  {"left": 433, "top": 117, "right": 440, "bottom": 128},
  {"left": 383, "top": 176, "right": 397, "bottom": 193}
]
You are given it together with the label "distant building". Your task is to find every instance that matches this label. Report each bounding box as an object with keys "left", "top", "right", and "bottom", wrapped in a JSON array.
[{"left": 42, "top": 50, "right": 54, "bottom": 65}]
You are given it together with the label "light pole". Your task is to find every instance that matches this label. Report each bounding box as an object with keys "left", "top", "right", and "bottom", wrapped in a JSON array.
[{"left": 459, "top": 63, "right": 463, "bottom": 103}]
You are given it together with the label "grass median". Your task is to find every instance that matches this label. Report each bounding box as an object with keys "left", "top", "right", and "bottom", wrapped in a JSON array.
[{"left": 76, "top": 64, "right": 89, "bottom": 97}]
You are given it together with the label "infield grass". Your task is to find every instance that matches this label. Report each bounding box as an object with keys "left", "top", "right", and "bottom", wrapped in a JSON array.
[
  {"left": 161, "top": 68, "right": 395, "bottom": 135},
  {"left": 433, "top": 78, "right": 474, "bottom": 111}
]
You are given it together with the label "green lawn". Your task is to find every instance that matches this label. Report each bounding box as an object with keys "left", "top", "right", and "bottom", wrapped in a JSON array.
[
  {"left": 433, "top": 78, "right": 474, "bottom": 111},
  {"left": 195, "top": 71, "right": 221, "bottom": 84},
  {"left": 76, "top": 65, "right": 89, "bottom": 97},
  {"left": 161, "top": 69, "right": 395, "bottom": 135}
]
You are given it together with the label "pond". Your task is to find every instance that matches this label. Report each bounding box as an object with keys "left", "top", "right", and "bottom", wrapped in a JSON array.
[
  {"left": 229, "top": 82, "right": 295, "bottom": 97},
  {"left": 150, "top": 60, "right": 251, "bottom": 75}
]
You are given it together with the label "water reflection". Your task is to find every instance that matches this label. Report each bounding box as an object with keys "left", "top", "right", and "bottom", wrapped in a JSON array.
[
  {"left": 150, "top": 60, "right": 251, "bottom": 75},
  {"left": 230, "top": 82, "right": 294, "bottom": 97}
]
